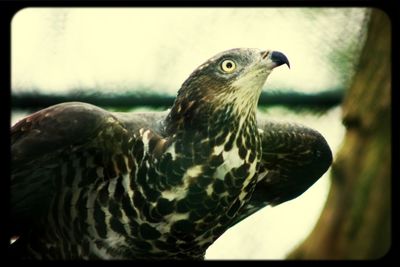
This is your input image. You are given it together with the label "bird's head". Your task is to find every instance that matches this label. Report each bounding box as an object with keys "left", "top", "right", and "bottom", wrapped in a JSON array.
[{"left": 166, "top": 48, "right": 289, "bottom": 134}]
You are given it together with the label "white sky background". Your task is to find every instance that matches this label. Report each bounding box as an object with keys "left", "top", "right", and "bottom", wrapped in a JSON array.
[
  {"left": 12, "top": 8, "right": 367, "bottom": 94},
  {"left": 11, "top": 8, "right": 368, "bottom": 259}
]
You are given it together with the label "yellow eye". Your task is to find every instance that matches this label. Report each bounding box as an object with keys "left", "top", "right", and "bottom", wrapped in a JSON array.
[{"left": 221, "top": 59, "right": 237, "bottom": 73}]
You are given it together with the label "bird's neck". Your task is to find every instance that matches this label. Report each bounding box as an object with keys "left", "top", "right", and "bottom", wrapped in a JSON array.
[{"left": 165, "top": 93, "right": 259, "bottom": 139}]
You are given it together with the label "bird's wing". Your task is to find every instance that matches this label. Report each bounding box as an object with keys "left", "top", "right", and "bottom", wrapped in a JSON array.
[
  {"left": 230, "top": 119, "right": 332, "bottom": 227},
  {"left": 11, "top": 102, "right": 166, "bottom": 236}
]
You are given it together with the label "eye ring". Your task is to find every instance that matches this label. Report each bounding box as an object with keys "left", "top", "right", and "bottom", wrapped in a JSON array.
[{"left": 221, "top": 59, "right": 237, "bottom": 73}]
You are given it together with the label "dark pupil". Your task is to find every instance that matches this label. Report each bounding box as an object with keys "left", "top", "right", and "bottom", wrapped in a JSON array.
[{"left": 226, "top": 62, "right": 233, "bottom": 69}]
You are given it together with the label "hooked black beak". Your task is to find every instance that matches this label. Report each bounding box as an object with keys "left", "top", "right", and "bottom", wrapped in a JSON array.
[{"left": 270, "top": 51, "right": 290, "bottom": 69}]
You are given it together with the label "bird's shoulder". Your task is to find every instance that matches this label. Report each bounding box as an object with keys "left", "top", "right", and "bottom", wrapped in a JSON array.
[
  {"left": 12, "top": 102, "right": 117, "bottom": 162},
  {"left": 11, "top": 102, "right": 168, "bottom": 164}
]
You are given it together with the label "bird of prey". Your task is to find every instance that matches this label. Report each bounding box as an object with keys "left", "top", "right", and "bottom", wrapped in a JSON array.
[{"left": 10, "top": 48, "right": 332, "bottom": 259}]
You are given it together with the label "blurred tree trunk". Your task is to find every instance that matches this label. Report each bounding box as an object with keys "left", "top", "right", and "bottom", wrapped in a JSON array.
[{"left": 287, "top": 8, "right": 391, "bottom": 260}]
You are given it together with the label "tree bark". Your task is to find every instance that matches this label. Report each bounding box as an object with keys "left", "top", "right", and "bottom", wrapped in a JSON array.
[{"left": 287, "top": 8, "right": 391, "bottom": 260}]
